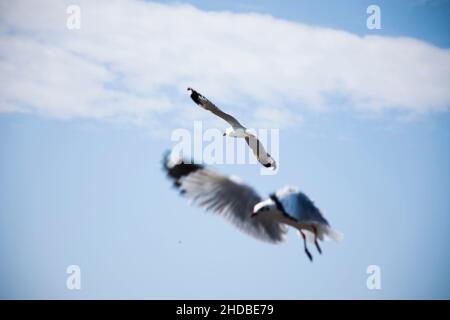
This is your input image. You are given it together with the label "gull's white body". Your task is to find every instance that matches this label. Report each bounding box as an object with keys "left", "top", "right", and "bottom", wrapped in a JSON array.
[
  {"left": 225, "top": 127, "right": 255, "bottom": 138},
  {"left": 224, "top": 127, "right": 244, "bottom": 138}
]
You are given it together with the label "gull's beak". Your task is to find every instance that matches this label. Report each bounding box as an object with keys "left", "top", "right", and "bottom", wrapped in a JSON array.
[{"left": 250, "top": 212, "right": 257, "bottom": 218}]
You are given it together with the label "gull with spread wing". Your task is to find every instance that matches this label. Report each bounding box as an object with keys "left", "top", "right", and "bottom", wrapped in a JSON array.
[
  {"left": 187, "top": 87, "right": 277, "bottom": 170},
  {"left": 163, "top": 152, "right": 343, "bottom": 261}
]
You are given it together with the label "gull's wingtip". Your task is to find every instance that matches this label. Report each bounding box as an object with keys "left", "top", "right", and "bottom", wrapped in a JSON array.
[
  {"left": 263, "top": 160, "right": 277, "bottom": 170},
  {"left": 162, "top": 150, "right": 204, "bottom": 184}
]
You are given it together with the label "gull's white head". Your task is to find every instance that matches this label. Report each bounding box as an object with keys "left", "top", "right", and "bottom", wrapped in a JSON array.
[
  {"left": 223, "top": 127, "right": 247, "bottom": 137},
  {"left": 223, "top": 127, "right": 235, "bottom": 137},
  {"left": 251, "top": 198, "right": 276, "bottom": 218}
]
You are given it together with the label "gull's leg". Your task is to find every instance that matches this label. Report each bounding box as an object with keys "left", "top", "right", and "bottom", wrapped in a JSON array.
[
  {"left": 312, "top": 225, "right": 322, "bottom": 254},
  {"left": 300, "top": 230, "right": 313, "bottom": 262}
]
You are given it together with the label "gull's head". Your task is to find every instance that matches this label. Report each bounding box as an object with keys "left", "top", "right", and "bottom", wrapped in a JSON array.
[
  {"left": 187, "top": 87, "right": 192, "bottom": 92},
  {"left": 223, "top": 127, "right": 235, "bottom": 137},
  {"left": 251, "top": 198, "right": 275, "bottom": 218}
]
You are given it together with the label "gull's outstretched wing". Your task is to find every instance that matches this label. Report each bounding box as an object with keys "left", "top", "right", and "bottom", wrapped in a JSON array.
[
  {"left": 188, "top": 88, "right": 244, "bottom": 129},
  {"left": 163, "top": 152, "right": 287, "bottom": 243},
  {"left": 245, "top": 135, "right": 277, "bottom": 170}
]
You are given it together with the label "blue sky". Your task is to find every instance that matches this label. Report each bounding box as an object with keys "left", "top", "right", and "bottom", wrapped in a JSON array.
[{"left": 0, "top": 0, "right": 449, "bottom": 299}]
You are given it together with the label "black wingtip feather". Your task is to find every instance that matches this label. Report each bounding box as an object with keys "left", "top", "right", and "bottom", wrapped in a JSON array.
[
  {"left": 187, "top": 87, "right": 201, "bottom": 105},
  {"left": 162, "top": 151, "right": 204, "bottom": 190}
]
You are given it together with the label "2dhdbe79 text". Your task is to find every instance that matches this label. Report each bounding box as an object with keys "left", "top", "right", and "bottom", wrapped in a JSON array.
[{"left": 220, "top": 304, "right": 274, "bottom": 315}]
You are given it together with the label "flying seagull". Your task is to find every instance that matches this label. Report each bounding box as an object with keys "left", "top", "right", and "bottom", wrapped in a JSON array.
[
  {"left": 163, "top": 151, "right": 343, "bottom": 261},
  {"left": 187, "top": 87, "right": 277, "bottom": 170}
]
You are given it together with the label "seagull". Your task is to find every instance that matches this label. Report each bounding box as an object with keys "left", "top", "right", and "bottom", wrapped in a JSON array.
[
  {"left": 187, "top": 87, "right": 277, "bottom": 170},
  {"left": 163, "top": 151, "right": 343, "bottom": 261}
]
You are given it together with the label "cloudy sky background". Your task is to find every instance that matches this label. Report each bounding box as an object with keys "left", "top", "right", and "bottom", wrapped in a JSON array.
[{"left": 0, "top": 0, "right": 449, "bottom": 299}]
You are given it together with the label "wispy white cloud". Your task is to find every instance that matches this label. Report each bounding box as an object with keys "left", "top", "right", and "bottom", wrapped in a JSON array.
[{"left": 0, "top": 0, "right": 449, "bottom": 133}]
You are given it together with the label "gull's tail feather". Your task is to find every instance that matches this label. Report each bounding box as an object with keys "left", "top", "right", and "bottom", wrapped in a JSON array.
[
  {"left": 325, "top": 227, "right": 344, "bottom": 242},
  {"left": 301, "top": 225, "right": 343, "bottom": 243}
]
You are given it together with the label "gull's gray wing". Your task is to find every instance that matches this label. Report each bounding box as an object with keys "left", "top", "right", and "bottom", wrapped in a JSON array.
[
  {"left": 163, "top": 152, "right": 287, "bottom": 243},
  {"left": 275, "top": 186, "right": 343, "bottom": 242},
  {"left": 245, "top": 135, "right": 277, "bottom": 170},
  {"left": 275, "top": 186, "right": 329, "bottom": 225},
  {"left": 188, "top": 88, "right": 244, "bottom": 129}
]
